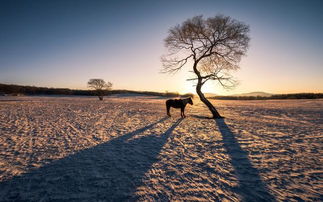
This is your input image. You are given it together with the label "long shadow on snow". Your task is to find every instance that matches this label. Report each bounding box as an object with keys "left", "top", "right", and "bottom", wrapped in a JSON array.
[
  {"left": 0, "top": 116, "right": 182, "bottom": 201},
  {"left": 215, "top": 119, "right": 276, "bottom": 201}
]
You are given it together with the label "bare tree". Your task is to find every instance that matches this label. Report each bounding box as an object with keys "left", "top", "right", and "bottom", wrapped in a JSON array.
[
  {"left": 87, "top": 79, "right": 112, "bottom": 100},
  {"left": 162, "top": 15, "right": 250, "bottom": 118}
]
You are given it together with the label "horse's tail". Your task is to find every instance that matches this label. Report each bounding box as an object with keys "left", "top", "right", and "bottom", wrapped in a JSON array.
[
  {"left": 166, "top": 100, "right": 169, "bottom": 109},
  {"left": 166, "top": 100, "right": 171, "bottom": 116}
]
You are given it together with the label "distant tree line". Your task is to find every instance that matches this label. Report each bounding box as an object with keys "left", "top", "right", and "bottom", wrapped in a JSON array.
[
  {"left": 211, "top": 93, "right": 323, "bottom": 100},
  {"left": 1, "top": 83, "right": 321, "bottom": 100},
  {"left": 0, "top": 83, "right": 193, "bottom": 98},
  {"left": 0, "top": 83, "right": 92, "bottom": 96}
]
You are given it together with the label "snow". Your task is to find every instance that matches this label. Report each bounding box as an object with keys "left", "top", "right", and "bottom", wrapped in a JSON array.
[{"left": 0, "top": 96, "right": 322, "bottom": 201}]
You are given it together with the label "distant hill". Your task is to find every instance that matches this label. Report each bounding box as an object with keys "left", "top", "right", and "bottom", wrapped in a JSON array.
[
  {"left": 204, "top": 93, "right": 218, "bottom": 98},
  {"left": 211, "top": 93, "right": 323, "bottom": 100},
  {"left": 230, "top": 91, "right": 273, "bottom": 97}
]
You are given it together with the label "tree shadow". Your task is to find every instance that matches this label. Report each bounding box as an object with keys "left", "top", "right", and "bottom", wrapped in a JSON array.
[
  {"left": 190, "top": 114, "right": 214, "bottom": 119},
  {"left": 215, "top": 119, "right": 276, "bottom": 201},
  {"left": 0, "top": 117, "right": 183, "bottom": 201}
]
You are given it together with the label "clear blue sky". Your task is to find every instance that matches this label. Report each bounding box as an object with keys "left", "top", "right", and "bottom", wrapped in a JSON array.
[{"left": 1, "top": 0, "right": 322, "bottom": 94}]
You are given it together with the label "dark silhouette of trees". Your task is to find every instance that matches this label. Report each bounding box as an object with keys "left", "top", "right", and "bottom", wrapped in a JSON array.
[
  {"left": 211, "top": 93, "right": 323, "bottom": 100},
  {"left": 162, "top": 15, "right": 250, "bottom": 118},
  {"left": 1, "top": 83, "right": 322, "bottom": 100},
  {"left": 87, "top": 79, "right": 112, "bottom": 100},
  {"left": 0, "top": 83, "right": 194, "bottom": 97}
]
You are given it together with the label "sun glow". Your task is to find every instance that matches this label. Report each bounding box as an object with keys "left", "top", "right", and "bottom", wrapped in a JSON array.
[
  {"left": 203, "top": 82, "right": 218, "bottom": 93},
  {"left": 181, "top": 81, "right": 195, "bottom": 94},
  {"left": 180, "top": 79, "right": 219, "bottom": 95}
]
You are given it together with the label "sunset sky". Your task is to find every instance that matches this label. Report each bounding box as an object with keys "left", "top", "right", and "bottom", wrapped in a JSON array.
[{"left": 1, "top": 0, "right": 322, "bottom": 95}]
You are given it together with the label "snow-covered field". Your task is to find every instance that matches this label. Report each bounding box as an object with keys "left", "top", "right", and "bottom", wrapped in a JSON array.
[{"left": 0, "top": 96, "right": 322, "bottom": 201}]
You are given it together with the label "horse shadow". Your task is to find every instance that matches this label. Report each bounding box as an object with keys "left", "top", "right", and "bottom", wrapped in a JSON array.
[
  {"left": 215, "top": 119, "right": 276, "bottom": 201},
  {"left": 0, "top": 117, "right": 183, "bottom": 201}
]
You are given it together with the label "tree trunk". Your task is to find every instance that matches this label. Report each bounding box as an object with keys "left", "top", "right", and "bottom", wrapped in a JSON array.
[
  {"left": 97, "top": 90, "right": 104, "bottom": 101},
  {"left": 193, "top": 62, "right": 223, "bottom": 119}
]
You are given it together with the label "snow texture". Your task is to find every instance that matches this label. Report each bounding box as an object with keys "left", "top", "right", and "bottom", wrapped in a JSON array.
[{"left": 0, "top": 96, "right": 322, "bottom": 201}]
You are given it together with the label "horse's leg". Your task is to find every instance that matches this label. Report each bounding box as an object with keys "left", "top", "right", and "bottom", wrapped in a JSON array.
[
  {"left": 181, "top": 107, "right": 185, "bottom": 118},
  {"left": 166, "top": 104, "right": 171, "bottom": 117}
]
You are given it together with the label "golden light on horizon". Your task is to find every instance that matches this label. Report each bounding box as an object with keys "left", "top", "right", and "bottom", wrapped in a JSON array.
[{"left": 180, "top": 79, "right": 222, "bottom": 95}]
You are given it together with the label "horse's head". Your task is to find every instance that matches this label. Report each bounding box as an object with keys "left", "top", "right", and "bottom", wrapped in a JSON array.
[{"left": 188, "top": 97, "right": 193, "bottom": 105}]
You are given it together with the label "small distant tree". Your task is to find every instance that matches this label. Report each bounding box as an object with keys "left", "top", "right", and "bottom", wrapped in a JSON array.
[
  {"left": 87, "top": 79, "right": 112, "bottom": 100},
  {"left": 162, "top": 15, "right": 250, "bottom": 118}
]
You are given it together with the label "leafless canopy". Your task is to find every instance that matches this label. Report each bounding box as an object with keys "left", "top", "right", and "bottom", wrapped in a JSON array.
[
  {"left": 87, "top": 79, "right": 112, "bottom": 91},
  {"left": 87, "top": 79, "right": 112, "bottom": 100},
  {"left": 162, "top": 15, "right": 250, "bottom": 89}
]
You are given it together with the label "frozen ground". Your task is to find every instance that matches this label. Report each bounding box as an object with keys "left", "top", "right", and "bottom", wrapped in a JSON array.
[{"left": 0, "top": 96, "right": 322, "bottom": 201}]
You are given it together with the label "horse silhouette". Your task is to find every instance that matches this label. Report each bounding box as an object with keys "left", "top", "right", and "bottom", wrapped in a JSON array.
[{"left": 166, "top": 97, "right": 193, "bottom": 118}]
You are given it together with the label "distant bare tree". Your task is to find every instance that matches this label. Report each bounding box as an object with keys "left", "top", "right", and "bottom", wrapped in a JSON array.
[
  {"left": 162, "top": 15, "right": 250, "bottom": 118},
  {"left": 87, "top": 79, "right": 112, "bottom": 100}
]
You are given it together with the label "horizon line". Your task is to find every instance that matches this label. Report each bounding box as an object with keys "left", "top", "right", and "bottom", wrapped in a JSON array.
[{"left": 1, "top": 83, "right": 322, "bottom": 96}]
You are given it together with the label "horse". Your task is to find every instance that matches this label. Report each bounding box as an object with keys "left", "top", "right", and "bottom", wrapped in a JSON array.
[{"left": 166, "top": 97, "right": 193, "bottom": 118}]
